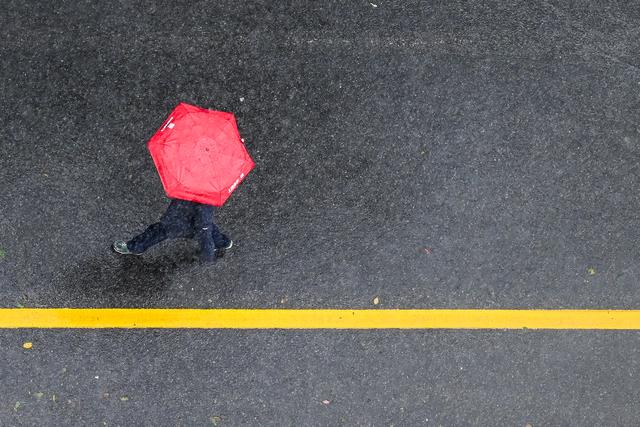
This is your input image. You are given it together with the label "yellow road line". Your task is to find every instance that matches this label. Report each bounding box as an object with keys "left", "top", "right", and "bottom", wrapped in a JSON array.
[{"left": 1, "top": 309, "right": 640, "bottom": 329}]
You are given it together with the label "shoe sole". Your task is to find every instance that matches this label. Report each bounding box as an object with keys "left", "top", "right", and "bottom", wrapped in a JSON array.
[
  {"left": 216, "top": 240, "right": 233, "bottom": 251},
  {"left": 112, "top": 244, "right": 142, "bottom": 256}
]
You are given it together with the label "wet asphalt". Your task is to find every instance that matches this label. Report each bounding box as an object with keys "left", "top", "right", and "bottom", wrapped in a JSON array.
[{"left": 2, "top": 0, "right": 640, "bottom": 425}]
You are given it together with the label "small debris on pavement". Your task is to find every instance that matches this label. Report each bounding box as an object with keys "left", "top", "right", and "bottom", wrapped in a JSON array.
[
  {"left": 120, "top": 396, "right": 129, "bottom": 402},
  {"left": 210, "top": 416, "right": 222, "bottom": 425},
  {"left": 370, "top": 2, "right": 378, "bottom": 7},
  {"left": 22, "top": 342, "right": 33, "bottom": 349},
  {"left": 373, "top": 296, "right": 380, "bottom": 305},
  {"left": 322, "top": 400, "right": 331, "bottom": 405},
  {"left": 587, "top": 267, "right": 597, "bottom": 276},
  {"left": 33, "top": 392, "right": 44, "bottom": 399},
  {"left": 239, "top": 97, "right": 245, "bottom": 102},
  {"left": 421, "top": 247, "right": 433, "bottom": 254},
  {"left": 0, "top": 248, "right": 6, "bottom": 260}
]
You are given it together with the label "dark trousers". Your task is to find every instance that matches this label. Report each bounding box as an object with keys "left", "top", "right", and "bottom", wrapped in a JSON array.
[{"left": 127, "top": 222, "right": 230, "bottom": 254}]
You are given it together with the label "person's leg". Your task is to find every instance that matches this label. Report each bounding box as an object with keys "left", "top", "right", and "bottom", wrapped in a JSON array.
[
  {"left": 126, "top": 222, "right": 169, "bottom": 254},
  {"left": 210, "top": 222, "right": 232, "bottom": 249}
]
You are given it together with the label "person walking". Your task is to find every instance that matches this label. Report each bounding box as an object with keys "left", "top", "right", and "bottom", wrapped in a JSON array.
[
  {"left": 113, "top": 199, "right": 233, "bottom": 262},
  {"left": 114, "top": 103, "right": 253, "bottom": 263}
]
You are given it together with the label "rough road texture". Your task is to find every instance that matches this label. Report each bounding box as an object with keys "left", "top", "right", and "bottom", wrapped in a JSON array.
[{"left": 1, "top": 1, "right": 639, "bottom": 425}]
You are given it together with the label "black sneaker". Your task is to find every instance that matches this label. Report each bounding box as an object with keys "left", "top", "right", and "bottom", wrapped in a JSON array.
[
  {"left": 219, "top": 240, "right": 233, "bottom": 250},
  {"left": 214, "top": 240, "right": 233, "bottom": 258},
  {"left": 112, "top": 240, "right": 141, "bottom": 255}
]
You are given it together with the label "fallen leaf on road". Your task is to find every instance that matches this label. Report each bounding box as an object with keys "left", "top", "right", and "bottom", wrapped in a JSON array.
[
  {"left": 120, "top": 396, "right": 129, "bottom": 402},
  {"left": 210, "top": 416, "right": 222, "bottom": 425},
  {"left": 14, "top": 402, "right": 21, "bottom": 411},
  {"left": 23, "top": 342, "right": 33, "bottom": 349},
  {"left": 587, "top": 267, "right": 597, "bottom": 276},
  {"left": 0, "top": 248, "right": 5, "bottom": 260},
  {"left": 34, "top": 392, "right": 44, "bottom": 399}
]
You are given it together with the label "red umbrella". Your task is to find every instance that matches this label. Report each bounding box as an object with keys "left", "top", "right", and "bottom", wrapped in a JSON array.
[{"left": 147, "top": 103, "right": 254, "bottom": 206}]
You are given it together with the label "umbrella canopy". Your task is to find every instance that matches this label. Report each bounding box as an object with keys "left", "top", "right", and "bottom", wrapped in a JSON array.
[{"left": 147, "top": 103, "right": 254, "bottom": 206}]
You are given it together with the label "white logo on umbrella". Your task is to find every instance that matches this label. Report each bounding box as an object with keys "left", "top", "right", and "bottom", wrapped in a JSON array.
[
  {"left": 161, "top": 116, "right": 175, "bottom": 131},
  {"left": 228, "top": 173, "right": 245, "bottom": 193}
]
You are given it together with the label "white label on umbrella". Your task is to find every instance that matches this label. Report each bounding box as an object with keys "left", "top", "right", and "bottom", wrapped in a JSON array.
[
  {"left": 229, "top": 177, "right": 241, "bottom": 193},
  {"left": 161, "top": 116, "right": 174, "bottom": 131}
]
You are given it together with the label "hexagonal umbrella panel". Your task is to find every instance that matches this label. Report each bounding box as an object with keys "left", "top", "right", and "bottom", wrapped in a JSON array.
[{"left": 147, "top": 103, "right": 254, "bottom": 206}]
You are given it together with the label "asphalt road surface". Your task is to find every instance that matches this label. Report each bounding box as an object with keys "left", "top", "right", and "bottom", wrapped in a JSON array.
[{"left": 2, "top": 0, "right": 640, "bottom": 425}]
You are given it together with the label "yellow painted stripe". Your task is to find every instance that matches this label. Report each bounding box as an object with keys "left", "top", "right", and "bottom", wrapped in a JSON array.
[{"left": 1, "top": 309, "right": 640, "bottom": 329}]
